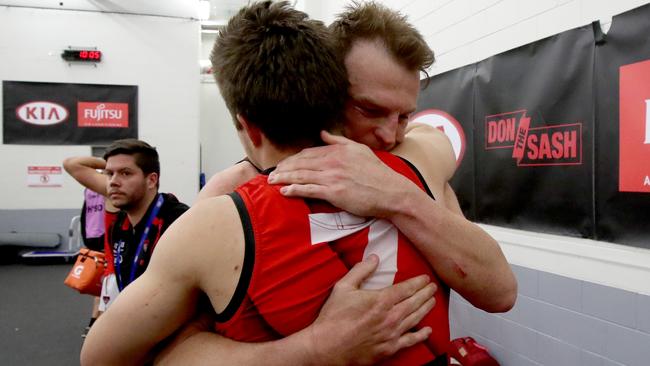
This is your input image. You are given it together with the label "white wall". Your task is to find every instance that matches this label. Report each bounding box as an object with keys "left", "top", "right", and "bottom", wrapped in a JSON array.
[
  {"left": 305, "top": 0, "right": 650, "bottom": 75},
  {"left": 0, "top": 0, "right": 199, "bottom": 18},
  {"left": 0, "top": 3, "right": 200, "bottom": 209},
  {"left": 199, "top": 33, "right": 245, "bottom": 183},
  {"left": 199, "top": 81, "right": 245, "bottom": 180}
]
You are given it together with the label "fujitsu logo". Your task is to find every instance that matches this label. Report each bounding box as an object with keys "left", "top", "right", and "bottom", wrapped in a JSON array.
[
  {"left": 78, "top": 102, "right": 129, "bottom": 127},
  {"left": 16, "top": 101, "right": 69, "bottom": 125},
  {"left": 485, "top": 110, "right": 582, "bottom": 166},
  {"left": 83, "top": 103, "right": 123, "bottom": 121}
]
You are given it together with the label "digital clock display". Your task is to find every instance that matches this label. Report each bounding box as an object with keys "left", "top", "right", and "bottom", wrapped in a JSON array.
[{"left": 61, "top": 49, "right": 102, "bottom": 62}]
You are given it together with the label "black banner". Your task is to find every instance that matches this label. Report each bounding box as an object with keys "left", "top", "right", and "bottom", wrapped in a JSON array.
[
  {"left": 472, "top": 25, "right": 595, "bottom": 238},
  {"left": 3, "top": 81, "right": 137, "bottom": 145},
  {"left": 594, "top": 4, "right": 650, "bottom": 248},
  {"left": 416, "top": 4, "right": 650, "bottom": 248},
  {"left": 414, "top": 64, "right": 476, "bottom": 220}
]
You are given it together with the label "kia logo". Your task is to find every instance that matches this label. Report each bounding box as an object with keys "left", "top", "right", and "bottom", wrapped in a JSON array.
[{"left": 16, "top": 101, "right": 69, "bottom": 125}]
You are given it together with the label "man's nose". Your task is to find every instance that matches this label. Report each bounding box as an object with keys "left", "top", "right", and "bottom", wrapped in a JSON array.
[
  {"left": 375, "top": 116, "right": 399, "bottom": 148},
  {"left": 108, "top": 174, "right": 119, "bottom": 186}
]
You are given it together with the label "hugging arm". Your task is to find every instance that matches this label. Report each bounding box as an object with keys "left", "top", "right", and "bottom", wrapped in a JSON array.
[
  {"left": 155, "top": 255, "right": 436, "bottom": 366},
  {"left": 81, "top": 196, "right": 244, "bottom": 365},
  {"left": 270, "top": 128, "right": 517, "bottom": 312}
]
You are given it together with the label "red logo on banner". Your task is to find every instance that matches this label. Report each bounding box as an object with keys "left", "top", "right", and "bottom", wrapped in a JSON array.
[
  {"left": 16, "top": 101, "right": 68, "bottom": 125},
  {"left": 518, "top": 123, "right": 581, "bottom": 166},
  {"left": 485, "top": 110, "right": 582, "bottom": 166},
  {"left": 619, "top": 59, "right": 650, "bottom": 193},
  {"left": 485, "top": 110, "right": 527, "bottom": 150},
  {"left": 410, "top": 109, "right": 466, "bottom": 166},
  {"left": 77, "top": 102, "right": 129, "bottom": 127}
]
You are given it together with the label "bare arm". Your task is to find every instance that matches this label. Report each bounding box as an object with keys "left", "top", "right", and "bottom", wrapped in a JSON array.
[
  {"left": 81, "top": 246, "right": 200, "bottom": 365},
  {"left": 195, "top": 160, "right": 258, "bottom": 203},
  {"left": 269, "top": 129, "right": 517, "bottom": 312},
  {"left": 63, "top": 156, "right": 109, "bottom": 196},
  {"left": 81, "top": 196, "right": 244, "bottom": 365},
  {"left": 155, "top": 255, "right": 436, "bottom": 366},
  {"left": 390, "top": 125, "right": 516, "bottom": 311}
]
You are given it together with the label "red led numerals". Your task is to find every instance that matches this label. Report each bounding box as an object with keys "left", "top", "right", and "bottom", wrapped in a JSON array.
[
  {"left": 61, "top": 48, "right": 102, "bottom": 62},
  {"left": 79, "top": 51, "right": 101, "bottom": 60}
]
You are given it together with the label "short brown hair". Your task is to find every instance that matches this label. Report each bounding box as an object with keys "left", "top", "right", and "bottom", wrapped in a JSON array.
[
  {"left": 103, "top": 139, "right": 160, "bottom": 185},
  {"left": 330, "top": 1, "right": 434, "bottom": 76},
  {"left": 211, "top": 1, "right": 348, "bottom": 149}
]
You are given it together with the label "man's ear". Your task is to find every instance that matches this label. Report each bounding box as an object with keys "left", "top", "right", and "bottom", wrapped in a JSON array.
[
  {"left": 146, "top": 172, "right": 159, "bottom": 190},
  {"left": 237, "top": 114, "right": 262, "bottom": 147}
]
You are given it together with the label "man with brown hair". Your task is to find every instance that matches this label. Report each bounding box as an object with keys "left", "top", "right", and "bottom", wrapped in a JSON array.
[
  {"left": 101, "top": 139, "right": 189, "bottom": 296},
  {"left": 67, "top": 139, "right": 189, "bottom": 314},
  {"left": 81, "top": 2, "right": 437, "bottom": 365}
]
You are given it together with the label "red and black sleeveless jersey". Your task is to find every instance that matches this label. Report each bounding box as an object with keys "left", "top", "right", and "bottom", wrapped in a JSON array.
[{"left": 216, "top": 151, "right": 450, "bottom": 365}]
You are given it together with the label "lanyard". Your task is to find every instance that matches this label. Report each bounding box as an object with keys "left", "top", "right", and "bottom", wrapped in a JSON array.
[{"left": 115, "top": 193, "right": 164, "bottom": 291}]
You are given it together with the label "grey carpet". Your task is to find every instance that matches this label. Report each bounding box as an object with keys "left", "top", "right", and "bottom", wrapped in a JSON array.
[{"left": 0, "top": 261, "right": 93, "bottom": 366}]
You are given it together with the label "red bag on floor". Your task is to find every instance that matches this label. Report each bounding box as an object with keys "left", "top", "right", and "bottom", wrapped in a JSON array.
[{"left": 449, "top": 337, "right": 499, "bottom": 366}]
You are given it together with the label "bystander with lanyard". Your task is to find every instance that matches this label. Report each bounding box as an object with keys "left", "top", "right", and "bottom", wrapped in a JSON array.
[{"left": 98, "top": 139, "right": 189, "bottom": 311}]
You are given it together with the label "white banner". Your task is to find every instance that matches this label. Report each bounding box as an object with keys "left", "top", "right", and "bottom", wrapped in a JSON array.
[{"left": 27, "top": 166, "right": 62, "bottom": 187}]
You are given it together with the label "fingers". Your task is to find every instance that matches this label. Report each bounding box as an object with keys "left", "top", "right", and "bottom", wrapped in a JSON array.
[
  {"left": 381, "top": 274, "right": 431, "bottom": 305},
  {"left": 373, "top": 326, "right": 432, "bottom": 361},
  {"left": 273, "top": 135, "right": 363, "bottom": 176},
  {"left": 376, "top": 294, "right": 434, "bottom": 359},
  {"left": 272, "top": 153, "right": 328, "bottom": 179},
  {"left": 396, "top": 295, "right": 436, "bottom": 335},
  {"left": 381, "top": 281, "right": 435, "bottom": 337},
  {"left": 334, "top": 254, "right": 379, "bottom": 290},
  {"left": 278, "top": 184, "right": 332, "bottom": 200},
  {"left": 267, "top": 168, "right": 338, "bottom": 201},
  {"left": 396, "top": 282, "right": 436, "bottom": 318},
  {"left": 275, "top": 133, "right": 359, "bottom": 172},
  {"left": 269, "top": 168, "right": 323, "bottom": 185},
  {"left": 394, "top": 326, "right": 432, "bottom": 351}
]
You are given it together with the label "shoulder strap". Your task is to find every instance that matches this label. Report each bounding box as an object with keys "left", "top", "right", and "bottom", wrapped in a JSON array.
[
  {"left": 398, "top": 156, "right": 436, "bottom": 200},
  {"left": 213, "top": 192, "right": 255, "bottom": 323},
  {"left": 80, "top": 200, "right": 88, "bottom": 241}
]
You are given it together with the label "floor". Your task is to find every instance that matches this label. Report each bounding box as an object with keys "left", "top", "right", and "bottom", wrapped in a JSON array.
[{"left": 0, "top": 254, "right": 93, "bottom": 366}]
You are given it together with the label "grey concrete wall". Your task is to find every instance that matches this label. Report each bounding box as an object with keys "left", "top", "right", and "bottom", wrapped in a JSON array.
[
  {"left": 450, "top": 264, "right": 650, "bottom": 366},
  {"left": 0, "top": 209, "right": 78, "bottom": 250}
]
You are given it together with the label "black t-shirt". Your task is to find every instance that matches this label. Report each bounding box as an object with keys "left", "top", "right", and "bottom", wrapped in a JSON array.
[{"left": 109, "top": 192, "right": 189, "bottom": 290}]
